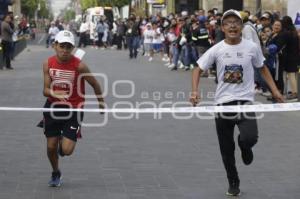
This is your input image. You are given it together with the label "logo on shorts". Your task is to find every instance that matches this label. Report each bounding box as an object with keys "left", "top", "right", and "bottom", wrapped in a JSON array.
[{"left": 70, "top": 126, "right": 77, "bottom": 130}]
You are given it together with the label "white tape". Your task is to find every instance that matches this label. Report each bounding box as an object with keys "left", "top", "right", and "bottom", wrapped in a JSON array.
[{"left": 0, "top": 102, "right": 300, "bottom": 113}]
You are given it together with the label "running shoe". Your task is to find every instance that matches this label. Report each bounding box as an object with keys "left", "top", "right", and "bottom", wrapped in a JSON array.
[
  {"left": 226, "top": 179, "right": 240, "bottom": 196},
  {"left": 48, "top": 170, "right": 62, "bottom": 187},
  {"left": 286, "top": 93, "right": 298, "bottom": 102}
]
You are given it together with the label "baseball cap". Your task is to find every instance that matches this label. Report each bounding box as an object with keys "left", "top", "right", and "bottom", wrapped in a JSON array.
[
  {"left": 55, "top": 30, "right": 75, "bottom": 46},
  {"left": 260, "top": 13, "right": 270, "bottom": 19},
  {"left": 221, "top": 9, "right": 242, "bottom": 24}
]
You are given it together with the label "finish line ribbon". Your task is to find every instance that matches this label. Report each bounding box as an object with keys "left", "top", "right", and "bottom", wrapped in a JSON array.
[{"left": 0, "top": 102, "right": 300, "bottom": 113}]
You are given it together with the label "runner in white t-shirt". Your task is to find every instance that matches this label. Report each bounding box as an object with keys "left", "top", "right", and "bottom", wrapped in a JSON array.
[{"left": 190, "top": 10, "right": 284, "bottom": 197}]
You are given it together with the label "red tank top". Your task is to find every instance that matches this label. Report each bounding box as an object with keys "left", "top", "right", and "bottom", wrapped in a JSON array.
[{"left": 47, "top": 55, "right": 85, "bottom": 108}]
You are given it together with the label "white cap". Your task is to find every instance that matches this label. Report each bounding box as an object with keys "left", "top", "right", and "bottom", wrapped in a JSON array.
[
  {"left": 181, "top": 11, "right": 188, "bottom": 17},
  {"left": 221, "top": 9, "right": 242, "bottom": 24},
  {"left": 260, "top": 13, "right": 270, "bottom": 19},
  {"left": 55, "top": 30, "right": 75, "bottom": 46}
]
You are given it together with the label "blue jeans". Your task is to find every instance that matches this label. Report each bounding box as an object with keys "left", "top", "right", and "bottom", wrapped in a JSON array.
[
  {"left": 127, "top": 36, "right": 139, "bottom": 58},
  {"left": 172, "top": 46, "right": 180, "bottom": 67},
  {"left": 181, "top": 44, "right": 191, "bottom": 66},
  {"left": 254, "top": 67, "right": 268, "bottom": 92},
  {"left": 190, "top": 45, "right": 199, "bottom": 65}
]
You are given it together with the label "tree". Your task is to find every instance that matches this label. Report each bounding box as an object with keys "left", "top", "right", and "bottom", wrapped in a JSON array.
[
  {"left": 80, "top": 0, "right": 130, "bottom": 9},
  {"left": 80, "top": 0, "right": 99, "bottom": 11},
  {"left": 64, "top": 10, "right": 76, "bottom": 21},
  {"left": 21, "top": 0, "right": 37, "bottom": 18},
  {"left": 21, "top": 0, "right": 50, "bottom": 19},
  {"left": 38, "top": 0, "right": 50, "bottom": 19},
  {"left": 111, "top": 0, "right": 130, "bottom": 8}
]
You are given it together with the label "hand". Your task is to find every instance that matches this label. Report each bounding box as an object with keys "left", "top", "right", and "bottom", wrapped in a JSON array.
[
  {"left": 53, "top": 90, "right": 69, "bottom": 102},
  {"left": 190, "top": 92, "right": 200, "bottom": 107},
  {"left": 273, "top": 91, "right": 284, "bottom": 103}
]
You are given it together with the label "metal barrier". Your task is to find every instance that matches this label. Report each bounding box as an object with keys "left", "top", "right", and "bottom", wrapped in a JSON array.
[{"left": 0, "top": 39, "right": 27, "bottom": 68}]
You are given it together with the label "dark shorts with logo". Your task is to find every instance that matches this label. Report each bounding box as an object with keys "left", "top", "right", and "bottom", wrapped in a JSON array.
[{"left": 42, "top": 100, "right": 84, "bottom": 142}]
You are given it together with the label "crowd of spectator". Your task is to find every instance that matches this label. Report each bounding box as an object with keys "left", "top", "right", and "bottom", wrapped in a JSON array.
[{"left": 73, "top": 8, "right": 300, "bottom": 102}]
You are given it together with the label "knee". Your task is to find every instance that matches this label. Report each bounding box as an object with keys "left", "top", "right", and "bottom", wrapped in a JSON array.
[
  {"left": 239, "top": 135, "right": 258, "bottom": 149},
  {"left": 47, "top": 145, "right": 57, "bottom": 154},
  {"left": 61, "top": 146, "right": 74, "bottom": 156}
]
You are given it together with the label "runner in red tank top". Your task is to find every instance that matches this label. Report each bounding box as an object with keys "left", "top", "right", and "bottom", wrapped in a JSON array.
[{"left": 41, "top": 30, "right": 105, "bottom": 187}]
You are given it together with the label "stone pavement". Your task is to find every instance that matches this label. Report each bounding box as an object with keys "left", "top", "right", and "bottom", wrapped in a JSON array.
[{"left": 0, "top": 45, "right": 299, "bottom": 199}]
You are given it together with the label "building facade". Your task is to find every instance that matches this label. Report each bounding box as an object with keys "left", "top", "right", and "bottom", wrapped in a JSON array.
[{"left": 132, "top": 0, "right": 288, "bottom": 17}]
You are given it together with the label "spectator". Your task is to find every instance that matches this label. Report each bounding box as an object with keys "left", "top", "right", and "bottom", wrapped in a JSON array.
[
  {"left": 78, "top": 20, "right": 88, "bottom": 48},
  {"left": 1, "top": 13, "right": 14, "bottom": 69},
  {"left": 47, "top": 21, "right": 59, "bottom": 48}
]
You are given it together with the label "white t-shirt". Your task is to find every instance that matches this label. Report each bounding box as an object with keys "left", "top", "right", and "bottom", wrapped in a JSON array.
[
  {"left": 197, "top": 39, "right": 265, "bottom": 104},
  {"left": 143, "top": 29, "right": 155, "bottom": 44},
  {"left": 152, "top": 28, "right": 163, "bottom": 44},
  {"left": 89, "top": 22, "right": 96, "bottom": 40},
  {"left": 79, "top": 22, "right": 89, "bottom": 33},
  {"left": 167, "top": 32, "right": 177, "bottom": 42},
  {"left": 242, "top": 22, "right": 260, "bottom": 47},
  {"left": 48, "top": 26, "right": 60, "bottom": 40}
]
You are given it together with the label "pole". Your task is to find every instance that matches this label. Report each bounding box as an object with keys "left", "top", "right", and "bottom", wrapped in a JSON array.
[
  {"left": 256, "top": 0, "right": 262, "bottom": 17},
  {"left": 223, "top": 0, "right": 243, "bottom": 12}
]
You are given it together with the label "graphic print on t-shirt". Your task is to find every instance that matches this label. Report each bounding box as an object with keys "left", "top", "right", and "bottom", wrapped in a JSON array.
[
  {"left": 223, "top": 64, "right": 243, "bottom": 84},
  {"left": 49, "top": 68, "right": 75, "bottom": 94}
]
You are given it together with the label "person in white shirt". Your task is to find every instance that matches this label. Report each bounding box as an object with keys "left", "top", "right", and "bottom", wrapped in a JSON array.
[
  {"left": 78, "top": 20, "right": 89, "bottom": 48},
  {"left": 143, "top": 23, "right": 154, "bottom": 58},
  {"left": 89, "top": 21, "right": 97, "bottom": 48},
  {"left": 190, "top": 10, "right": 284, "bottom": 197},
  {"left": 48, "top": 21, "right": 59, "bottom": 47},
  {"left": 149, "top": 22, "right": 164, "bottom": 62}
]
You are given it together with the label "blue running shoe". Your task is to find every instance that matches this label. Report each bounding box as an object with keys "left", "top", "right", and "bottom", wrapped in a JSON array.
[{"left": 48, "top": 170, "right": 62, "bottom": 187}]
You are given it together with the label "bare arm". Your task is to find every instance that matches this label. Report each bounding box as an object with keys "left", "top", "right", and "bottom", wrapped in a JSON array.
[
  {"left": 260, "top": 65, "right": 284, "bottom": 102},
  {"left": 77, "top": 62, "right": 105, "bottom": 111},
  {"left": 190, "top": 66, "right": 203, "bottom": 106}
]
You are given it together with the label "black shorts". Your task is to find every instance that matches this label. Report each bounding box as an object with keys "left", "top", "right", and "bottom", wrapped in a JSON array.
[{"left": 43, "top": 100, "right": 84, "bottom": 142}]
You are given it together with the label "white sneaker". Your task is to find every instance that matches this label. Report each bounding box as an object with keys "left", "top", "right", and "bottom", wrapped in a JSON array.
[
  {"left": 148, "top": 57, "right": 153, "bottom": 62},
  {"left": 168, "top": 63, "right": 175, "bottom": 68},
  {"left": 261, "top": 91, "right": 272, "bottom": 97},
  {"left": 208, "top": 74, "right": 215, "bottom": 79},
  {"left": 164, "top": 62, "right": 171, "bottom": 66},
  {"left": 179, "top": 63, "right": 185, "bottom": 69},
  {"left": 163, "top": 57, "right": 170, "bottom": 62}
]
